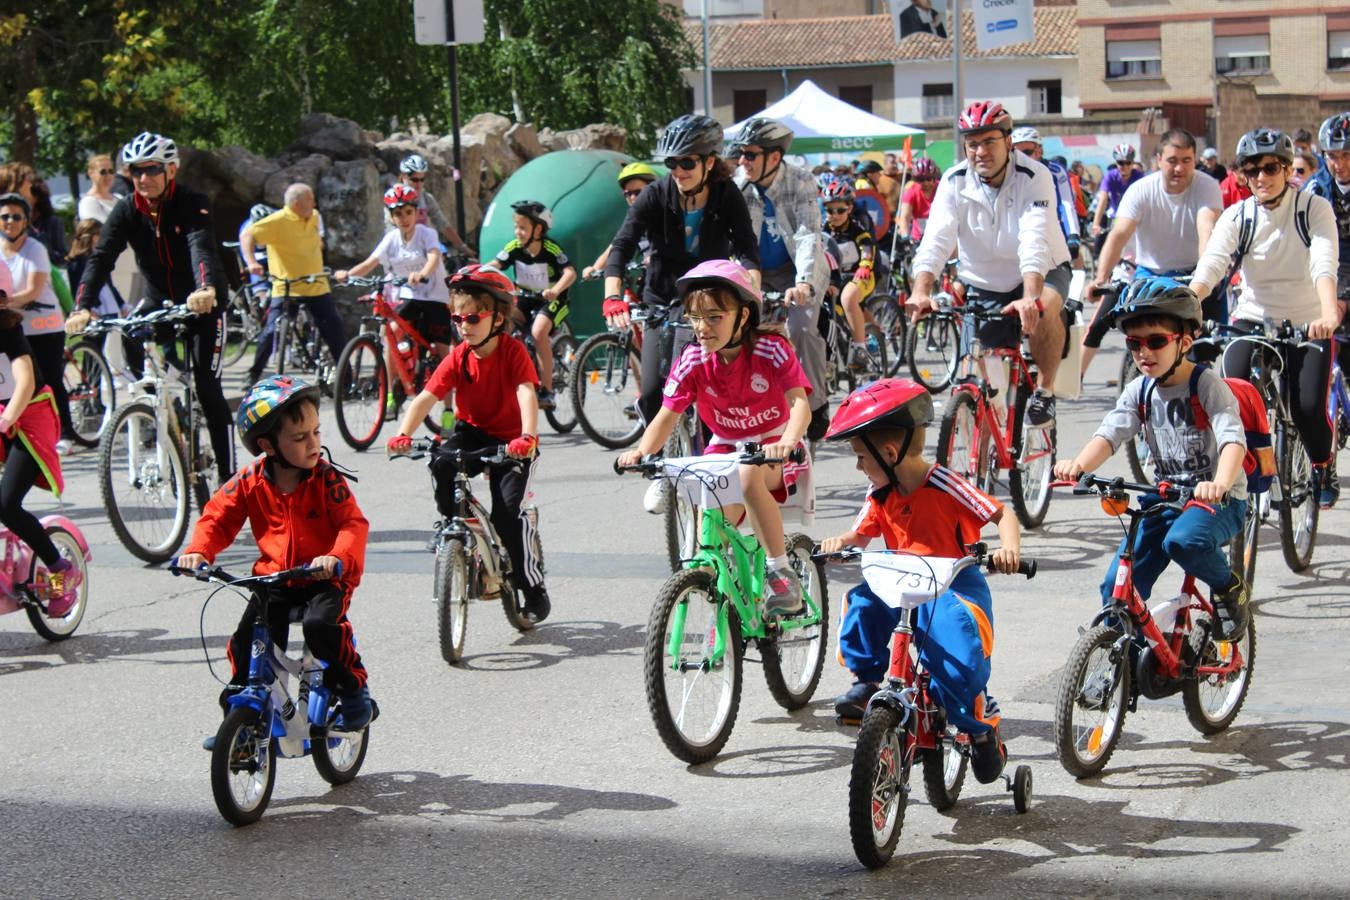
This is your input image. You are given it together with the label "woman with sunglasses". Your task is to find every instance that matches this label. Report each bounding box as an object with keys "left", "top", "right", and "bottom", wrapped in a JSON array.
[
  {"left": 602, "top": 114, "right": 760, "bottom": 425},
  {"left": 78, "top": 154, "right": 124, "bottom": 224},
  {"left": 1190, "top": 128, "right": 1341, "bottom": 503}
]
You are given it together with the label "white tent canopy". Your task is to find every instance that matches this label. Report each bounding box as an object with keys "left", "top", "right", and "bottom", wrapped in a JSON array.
[{"left": 724, "top": 79, "right": 926, "bottom": 153}]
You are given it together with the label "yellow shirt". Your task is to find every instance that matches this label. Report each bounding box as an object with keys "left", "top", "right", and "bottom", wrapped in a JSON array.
[{"left": 248, "top": 207, "right": 329, "bottom": 297}]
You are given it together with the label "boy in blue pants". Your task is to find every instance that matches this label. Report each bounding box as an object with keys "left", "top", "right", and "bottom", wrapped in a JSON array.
[
  {"left": 1054, "top": 277, "right": 1250, "bottom": 639},
  {"left": 819, "top": 378, "right": 1022, "bottom": 784}
]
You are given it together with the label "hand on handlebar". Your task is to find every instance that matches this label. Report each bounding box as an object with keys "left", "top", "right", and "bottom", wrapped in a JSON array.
[
  {"left": 1191, "top": 479, "right": 1232, "bottom": 505},
  {"left": 247, "top": 263, "right": 265, "bottom": 278},
  {"left": 988, "top": 546, "right": 1021, "bottom": 575},
  {"left": 386, "top": 434, "right": 412, "bottom": 456},
  {"left": 1308, "top": 314, "right": 1341, "bottom": 341},
  {"left": 603, "top": 297, "right": 631, "bottom": 330},
  {"left": 905, "top": 293, "right": 936, "bottom": 323},
  {"left": 506, "top": 434, "right": 538, "bottom": 459},
  {"left": 761, "top": 438, "right": 797, "bottom": 461},
  {"left": 1053, "top": 459, "right": 1085, "bottom": 482},
  {"left": 784, "top": 283, "right": 813, "bottom": 307},
  {"left": 1002, "top": 296, "right": 1042, "bottom": 335},
  {"left": 818, "top": 534, "right": 852, "bottom": 554},
  {"left": 308, "top": 555, "right": 342, "bottom": 580},
  {"left": 615, "top": 448, "right": 646, "bottom": 470},
  {"left": 176, "top": 552, "right": 209, "bottom": 572},
  {"left": 64, "top": 309, "right": 93, "bottom": 335}
]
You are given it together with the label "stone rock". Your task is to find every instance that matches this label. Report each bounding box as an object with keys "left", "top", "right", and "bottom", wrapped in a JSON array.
[
  {"left": 317, "top": 159, "right": 383, "bottom": 266},
  {"left": 211, "top": 145, "right": 277, "bottom": 201},
  {"left": 462, "top": 113, "right": 512, "bottom": 141},
  {"left": 505, "top": 122, "right": 547, "bottom": 160},
  {"left": 263, "top": 154, "right": 333, "bottom": 207},
  {"left": 538, "top": 123, "right": 627, "bottom": 153},
  {"left": 294, "top": 113, "right": 374, "bottom": 161}
]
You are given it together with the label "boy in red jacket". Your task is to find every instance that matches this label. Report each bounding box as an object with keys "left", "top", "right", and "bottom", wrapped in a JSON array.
[{"left": 177, "top": 375, "right": 373, "bottom": 731}]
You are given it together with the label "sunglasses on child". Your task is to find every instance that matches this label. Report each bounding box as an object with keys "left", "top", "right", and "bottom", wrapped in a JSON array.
[
  {"left": 0, "top": 213, "right": 26, "bottom": 223},
  {"left": 663, "top": 156, "right": 702, "bottom": 171},
  {"left": 1125, "top": 333, "right": 1182, "bottom": 353},
  {"left": 450, "top": 312, "right": 492, "bottom": 326},
  {"left": 825, "top": 205, "right": 850, "bottom": 215},
  {"left": 623, "top": 189, "right": 643, "bottom": 199},
  {"left": 1241, "top": 161, "right": 1283, "bottom": 179}
]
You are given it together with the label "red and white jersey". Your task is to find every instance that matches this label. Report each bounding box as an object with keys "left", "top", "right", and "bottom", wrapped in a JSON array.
[
  {"left": 662, "top": 334, "right": 811, "bottom": 442},
  {"left": 852, "top": 464, "right": 1001, "bottom": 556}
]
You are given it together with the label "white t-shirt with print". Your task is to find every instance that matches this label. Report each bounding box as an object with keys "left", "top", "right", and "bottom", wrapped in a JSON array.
[{"left": 372, "top": 224, "right": 449, "bottom": 303}]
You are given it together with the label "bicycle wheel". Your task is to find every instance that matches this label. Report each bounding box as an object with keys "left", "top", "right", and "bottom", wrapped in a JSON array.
[
  {"left": 844, "top": 322, "right": 889, "bottom": 392},
  {"left": 1182, "top": 615, "right": 1255, "bottom": 734},
  {"left": 1054, "top": 623, "right": 1130, "bottom": 778},
  {"left": 334, "top": 335, "right": 388, "bottom": 451},
  {"left": 222, "top": 285, "right": 263, "bottom": 368},
  {"left": 848, "top": 704, "right": 909, "bottom": 869},
  {"left": 664, "top": 417, "right": 700, "bottom": 573},
  {"left": 1009, "top": 380, "right": 1055, "bottom": 528},
  {"left": 935, "top": 391, "right": 983, "bottom": 485},
  {"left": 761, "top": 533, "right": 830, "bottom": 710},
  {"left": 25, "top": 524, "right": 88, "bottom": 641},
  {"left": 1276, "top": 421, "right": 1318, "bottom": 572},
  {"left": 435, "top": 538, "right": 470, "bottom": 664},
  {"left": 99, "top": 401, "right": 191, "bottom": 564},
  {"left": 312, "top": 715, "right": 370, "bottom": 785},
  {"left": 907, "top": 314, "right": 958, "bottom": 392},
  {"left": 572, "top": 332, "right": 643, "bottom": 449},
  {"left": 1228, "top": 494, "right": 1260, "bottom": 589},
  {"left": 920, "top": 735, "right": 968, "bottom": 811},
  {"left": 211, "top": 706, "right": 276, "bottom": 827},
  {"left": 643, "top": 568, "right": 743, "bottom": 763},
  {"left": 865, "top": 295, "right": 907, "bottom": 377},
  {"left": 544, "top": 333, "right": 579, "bottom": 434},
  {"left": 63, "top": 340, "right": 116, "bottom": 448}
]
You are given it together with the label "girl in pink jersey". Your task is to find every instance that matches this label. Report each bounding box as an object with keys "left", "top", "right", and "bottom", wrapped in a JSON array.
[{"left": 617, "top": 260, "right": 812, "bottom": 615}]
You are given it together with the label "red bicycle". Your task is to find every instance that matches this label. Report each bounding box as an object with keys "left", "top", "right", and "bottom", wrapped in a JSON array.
[
  {"left": 819, "top": 542, "right": 1036, "bottom": 869},
  {"left": 934, "top": 304, "right": 1056, "bottom": 528},
  {"left": 333, "top": 275, "right": 452, "bottom": 450},
  {"left": 1053, "top": 474, "right": 1256, "bottom": 778}
]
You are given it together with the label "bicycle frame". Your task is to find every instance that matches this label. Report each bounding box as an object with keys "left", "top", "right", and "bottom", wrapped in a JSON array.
[
  {"left": 358, "top": 289, "right": 440, "bottom": 398},
  {"left": 436, "top": 465, "right": 510, "bottom": 596},
  {"left": 950, "top": 314, "right": 1043, "bottom": 474}
]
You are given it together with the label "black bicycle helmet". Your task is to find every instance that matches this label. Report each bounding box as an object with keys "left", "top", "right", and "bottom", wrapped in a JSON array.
[
  {"left": 655, "top": 114, "right": 724, "bottom": 159},
  {"left": 1235, "top": 128, "right": 1294, "bottom": 166},
  {"left": 509, "top": 199, "right": 553, "bottom": 230},
  {"left": 1111, "top": 276, "right": 1202, "bottom": 333},
  {"left": 726, "top": 117, "right": 794, "bottom": 155}
]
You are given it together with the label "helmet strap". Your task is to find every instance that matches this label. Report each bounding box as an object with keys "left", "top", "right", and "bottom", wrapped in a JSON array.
[
  {"left": 860, "top": 432, "right": 904, "bottom": 491},
  {"left": 979, "top": 155, "right": 1010, "bottom": 187},
  {"left": 1260, "top": 181, "right": 1291, "bottom": 210},
  {"left": 754, "top": 152, "right": 783, "bottom": 188},
  {"left": 462, "top": 310, "right": 505, "bottom": 383},
  {"left": 681, "top": 157, "right": 713, "bottom": 205}
]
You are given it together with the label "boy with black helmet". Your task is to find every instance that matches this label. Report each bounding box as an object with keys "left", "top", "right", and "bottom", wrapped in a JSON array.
[
  {"left": 1055, "top": 277, "right": 1252, "bottom": 640},
  {"left": 819, "top": 378, "right": 1023, "bottom": 784},
  {"left": 177, "top": 375, "right": 374, "bottom": 735}
]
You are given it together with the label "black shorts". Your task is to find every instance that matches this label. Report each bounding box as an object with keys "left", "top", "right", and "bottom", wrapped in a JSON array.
[
  {"left": 396, "top": 298, "right": 454, "bottom": 344},
  {"left": 965, "top": 263, "right": 1071, "bottom": 350},
  {"left": 516, "top": 292, "right": 569, "bottom": 327}
]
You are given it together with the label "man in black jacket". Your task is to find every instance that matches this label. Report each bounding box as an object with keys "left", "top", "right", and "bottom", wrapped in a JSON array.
[{"left": 67, "top": 131, "right": 234, "bottom": 483}]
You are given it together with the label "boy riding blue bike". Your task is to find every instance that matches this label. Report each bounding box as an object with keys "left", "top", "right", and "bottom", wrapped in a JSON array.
[
  {"left": 818, "top": 378, "right": 1022, "bottom": 784},
  {"left": 177, "top": 375, "right": 374, "bottom": 736}
]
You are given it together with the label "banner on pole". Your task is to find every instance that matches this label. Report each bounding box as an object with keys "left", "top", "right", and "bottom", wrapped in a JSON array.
[{"left": 971, "top": 0, "right": 1033, "bottom": 52}]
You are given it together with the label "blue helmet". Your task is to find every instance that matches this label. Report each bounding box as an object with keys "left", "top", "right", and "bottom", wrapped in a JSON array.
[{"left": 1112, "top": 276, "right": 1202, "bottom": 333}]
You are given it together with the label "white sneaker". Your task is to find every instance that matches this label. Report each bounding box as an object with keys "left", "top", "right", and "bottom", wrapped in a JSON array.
[
  {"left": 643, "top": 478, "right": 670, "bottom": 514},
  {"left": 56, "top": 439, "right": 74, "bottom": 456}
]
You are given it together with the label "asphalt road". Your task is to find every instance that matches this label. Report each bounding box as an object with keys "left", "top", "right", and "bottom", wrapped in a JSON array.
[{"left": 2, "top": 345, "right": 1347, "bottom": 899}]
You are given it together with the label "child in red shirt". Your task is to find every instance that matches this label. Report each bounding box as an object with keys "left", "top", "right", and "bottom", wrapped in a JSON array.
[
  {"left": 386, "top": 264, "right": 551, "bottom": 622},
  {"left": 617, "top": 259, "right": 812, "bottom": 616},
  {"left": 177, "top": 375, "right": 373, "bottom": 731},
  {"left": 819, "top": 379, "right": 1021, "bottom": 784}
]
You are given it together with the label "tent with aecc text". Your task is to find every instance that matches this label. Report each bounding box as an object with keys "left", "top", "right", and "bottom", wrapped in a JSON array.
[{"left": 724, "top": 79, "right": 926, "bottom": 153}]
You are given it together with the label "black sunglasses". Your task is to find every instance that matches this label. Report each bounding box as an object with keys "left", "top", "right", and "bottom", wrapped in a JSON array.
[
  {"left": 129, "top": 164, "right": 166, "bottom": 178},
  {"left": 0, "top": 213, "right": 25, "bottom": 223},
  {"left": 737, "top": 150, "right": 762, "bottom": 162},
  {"left": 451, "top": 312, "right": 490, "bottom": 325},
  {"left": 408, "top": 176, "right": 426, "bottom": 183},
  {"left": 97, "top": 168, "right": 114, "bottom": 175},
  {"left": 1124, "top": 333, "right": 1182, "bottom": 353},
  {"left": 825, "top": 205, "right": 850, "bottom": 215},
  {"left": 1241, "top": 162, "right": 1283, "bottom": 179},
  {"left": 623, "top": 189, "right": 643, "bottom": 199},
  {"left": 663, "top": 156, "right": 702, "bottom": 171}
]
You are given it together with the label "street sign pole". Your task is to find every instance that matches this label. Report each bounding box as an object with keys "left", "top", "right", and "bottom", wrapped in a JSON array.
[
  {"left": 416, "top": 0, "right": 484, "bottom": 240},
  {"left": 445, "top": 0, "right": 466, "bottom": 238}
]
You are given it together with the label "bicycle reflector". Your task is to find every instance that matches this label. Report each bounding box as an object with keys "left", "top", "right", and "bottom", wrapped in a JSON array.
[{"left": 1101, "top": 493, "right": 1129, "bottom": 517}]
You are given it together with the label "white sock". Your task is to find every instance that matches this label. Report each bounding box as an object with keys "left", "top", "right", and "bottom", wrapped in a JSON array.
[{"left": 766, "top": 554, "right": 789, "bottom": 571}]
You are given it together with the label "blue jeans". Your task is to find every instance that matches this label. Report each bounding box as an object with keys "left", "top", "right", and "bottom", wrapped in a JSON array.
[
  {"left": 251, "top": 292, "right": 347, "bottom": 375},
  {"left": 1099, "top": 494, "right": 1246, "bottom": 604},
  {"left": 837, "top": 567, "right": 1000, "bottom": 736}
]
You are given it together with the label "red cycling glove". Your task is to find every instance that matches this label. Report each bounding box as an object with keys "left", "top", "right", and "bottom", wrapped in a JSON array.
[
  {"left": 602, "top": 298, "right": 630, "bottom": 318},
  {"left": 386, "top": 434, "right": 412, "bottom": 454},
  {"left": 506, "top": 434, "right": 538, "bottom": 458}
]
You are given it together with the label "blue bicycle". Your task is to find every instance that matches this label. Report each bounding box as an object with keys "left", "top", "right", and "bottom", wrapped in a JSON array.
[
  {"left": 1327, "top": 333, "right": 1349, "bottom": 507},
  {"left": 171, "top": 563, "right": 376, "bottom": 826}
]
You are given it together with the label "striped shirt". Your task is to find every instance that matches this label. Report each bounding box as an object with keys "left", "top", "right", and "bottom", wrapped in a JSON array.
[
  {"left": 662, "top": 333, "right": 811, "bottom": 442},
  {"left": 852, "top": 464, "right": 1001, "bottom": 556}
]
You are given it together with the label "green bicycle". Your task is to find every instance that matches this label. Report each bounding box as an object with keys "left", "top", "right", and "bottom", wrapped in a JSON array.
[{"left": 619, "top": 445, "right": 829, "bottom": 764}]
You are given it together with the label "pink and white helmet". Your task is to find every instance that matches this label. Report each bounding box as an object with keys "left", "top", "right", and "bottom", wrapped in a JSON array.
[
  {"left": 675, "top": 259, "right": 762, "bottom": 308},
  {"left": 1112, "top": 143, "right": 1137, "bottom": 164}
]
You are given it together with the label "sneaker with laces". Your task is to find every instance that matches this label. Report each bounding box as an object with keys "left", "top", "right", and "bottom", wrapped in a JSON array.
[
  {"left": 1025, "top": 389, "right": 1056, "bottom": 428},
  {"left": 1317, "top": 461, "right": 1339, "bottom": 510},
  {"left": 764, "top": 565, "right": 804, "bottom": 617},
  {"left": 1212, "top": 572, "right": 1251, "bottom": 641},
  {"left": 42, "top": 558, "right": 82, "bottom": 618},
  {"left": 834, "top": 681, "right": 880, "bottom": 721},
  {"left": 521, "top": 584, "right": 552, "bottom": 623},
  {"left": 643, "top": 478, "right": 671, "bottom": 514},
  {"left": 969, "top": 726, "right": 1007, "bottom": 784}
]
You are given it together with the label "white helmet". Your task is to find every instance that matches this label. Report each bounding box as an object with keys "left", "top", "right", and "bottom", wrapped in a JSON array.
[
  {"left": 122, "top": 132, "right": 179, "bottom": 167},
  {"left": 400, "top": 154, "right": 430, "bottom": 175},
  {"left": 1010, "top": 126, "right": 1042, "bottom": 146}
]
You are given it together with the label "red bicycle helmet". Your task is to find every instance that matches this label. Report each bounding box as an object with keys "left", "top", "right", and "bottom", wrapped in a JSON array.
[
  {"left": 821, "top": 178, "right": 855, "bottom": 204},
  {"left": 957, "top": 101, "right": 1012, "bottom": 136},
  {"left": 384, "top": 184, "right": 419, "bottom": 209},
  {"left": 446, "top": 263, "right": 516, "bottom": 305},
  {"left": 912, "top": 158, "right": 939, "bottom": 181},
  {"left": 825, "top": 378, "right": 933, "bottom": 442}
]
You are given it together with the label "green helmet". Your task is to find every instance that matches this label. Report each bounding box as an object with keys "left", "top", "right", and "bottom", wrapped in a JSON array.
[{"left": 617, "top": 162, "right": 661, "bottom": 185}]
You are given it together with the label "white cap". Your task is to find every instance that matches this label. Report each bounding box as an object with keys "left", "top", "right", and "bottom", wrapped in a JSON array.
[{"left": 1202, "top": 147, "right": 1219, "bottom": 159}]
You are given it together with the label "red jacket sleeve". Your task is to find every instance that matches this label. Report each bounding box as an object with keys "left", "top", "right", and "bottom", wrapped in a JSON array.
[
  {"left": 321, "top": 466, "right": 369, "bottom": 590},
  {"left": 184, "top": 469, "right": 251, "bottom": 561}
]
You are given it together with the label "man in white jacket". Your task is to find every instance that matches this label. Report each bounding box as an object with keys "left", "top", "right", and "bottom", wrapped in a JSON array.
[
  {"left": 729, "top": 118, "right": 833, "bottom": 440},
  {"left": 908, "top": 101, "right": 1072, "bottom": 427}
]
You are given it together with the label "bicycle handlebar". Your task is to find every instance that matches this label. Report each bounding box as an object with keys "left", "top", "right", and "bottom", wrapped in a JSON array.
[
  {"left": 389, "top": 438, "right": 518, "bottom": 467},
  {"left": 1062, "top": 471, "right": 1190, "bottom": 504},
  {"left": 266, "top": 270, "right": 332, "bottom": 286},
  {"left": 344, "top": 274, "right": 410, "bottom": 289},
  {"left": 615, "top": 443, "right": 808, "bottom": 476},
  {"left": 812, "top": 543, "right": 1037, "bottom": 578},
  {"left": 167, "top": 561, "right": 342, "bottom": 585}
]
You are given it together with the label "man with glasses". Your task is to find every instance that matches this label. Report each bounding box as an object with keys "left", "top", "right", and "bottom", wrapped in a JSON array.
[
  {"left": 67, "top": 131, "right": 236, "bottom": 484},
  {"left": 908, "top": 101, "right": 1073, "bottom": 428},
  {"left": 391, "top": 154, "right": 475, "bottom": 262},
  {"left": 727, "top": 117, "right": 832, "bottom": 439},
  {"left": 1092, "top": 144, "right": 1144, "bottom": 256},
  {"left": 1082, "top": 128, "right": 1223, "bottom": 377}
]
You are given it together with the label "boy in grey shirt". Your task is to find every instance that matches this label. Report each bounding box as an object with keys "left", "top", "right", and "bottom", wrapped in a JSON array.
[{"left": 1054, "top": 278, "right": 1251, "bottom": 639}]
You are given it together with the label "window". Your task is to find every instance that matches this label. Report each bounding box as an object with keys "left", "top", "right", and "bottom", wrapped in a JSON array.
[
  {"left": 733, "top": 89, "right": 767, "bottom": 123},
  {"left": 922, "top": 83, "right": 953, "bottom": 121},
  {"left": 839, "top": 85, "right": 874, "bottom": 113},
  {"left": 1028, "top": 79, "right": 1063, "bottom": 115},
  {"left": 1214, "top": 34, "right": 1270, "bottom": 75},
  {"left": 1106, "top": 39, "right": 1162, "bottom": 79},
  {"left": 1330, "top": 29, "right": 1350, "bottom": 71}
]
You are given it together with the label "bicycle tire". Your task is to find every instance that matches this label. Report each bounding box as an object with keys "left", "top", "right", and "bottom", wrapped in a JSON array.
[
  {"left": 643, "top": 568, "right": 742, "bottom": 763},
  {"left": 1054, "top": 623, "right": 1129, "bottom": 778},
  {"left": 1182, "top": 616, "right": 1255, "bottom": 735},
  {"left": 907, "top": 314, "right": 958, "bottom": 392},
  {"left": 211, "top": 706, "right": 276, "bottom": 827},
  {"left": 935, "top": 391, "right": 982, "bottom": 484},
  {"left": 1229, "top": 494, "right": 1260, "bottom": 589},
  {"left": 843, "top": 322, "right": 890, "bottom": 392},
  {"left": 188, "top": 404, "right": 215, "bottom": 514},
  {"left": 865, "top": 294, "right": 907, "bottom": 378},
  {"left": 222, "top": 285, "right": 260, "bottom": 368},
  {"left": 435, "top": 538, "right": 470, "bottom": 664},
  {"left": 544, "top": 333, "right": 579, "bottom": 434},
  {"left": 311, "top": 715, "right": 370, "bottom": 785},
  {"left": 333, "top": 335, "right": 388, "bottom": 451},
  {"left": 64, "top": 339, "right": 116, "bottom": 448},
  {"left": 920, "top": 738, "right": 968, "bottom": 811},
  {"left": 25, "top": 524, "right": 88, "bottom": 641},
  {"left": 848, "top": 704, "right": 908, "bottom": 869},
  {"left": 1009, "top": 379, "right": 1055, "bottom": 528},
  {"left": 761, "top": 533, "right": 829, "bottom": 710},
  {"left": 1276, "top": 418, "right": 1318, "bottom": 572},
  {"left": 99, "top": 401, "right": 191, "bottom": 564},
  {"left": 571, "top": 331, "right": 644, "bottom": 449}
]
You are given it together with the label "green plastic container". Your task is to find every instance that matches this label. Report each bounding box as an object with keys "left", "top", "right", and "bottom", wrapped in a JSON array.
[{"left": 480, "top": 149, "right": 644, "bottom": 337}]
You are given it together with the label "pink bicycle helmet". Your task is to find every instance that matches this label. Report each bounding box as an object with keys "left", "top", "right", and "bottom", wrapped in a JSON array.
[
  {"left": 384, "top": 184, "right": 419, "bottom": 209},
  {"left": 957, "top": 101, "right": 1012, "bottom": 136},
  {"left": 912, "top": 158, "right": 939, "bottom": 181},
  {"left": 676, "top": 259, "right": 762, "bottom": 309},
  {"left": 1112, "top": 143, "right": 1137, "bottom": 164}
]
